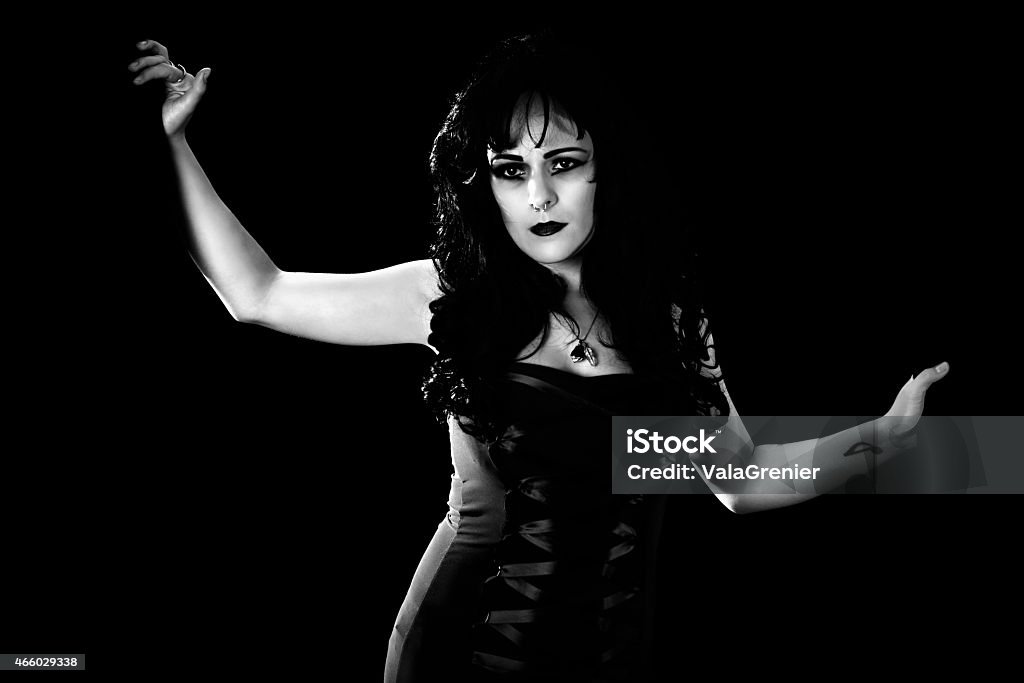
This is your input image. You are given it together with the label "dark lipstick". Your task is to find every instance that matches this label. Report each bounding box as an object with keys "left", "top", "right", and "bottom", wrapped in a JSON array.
[{"left": 530, "top": 221, "right": 567, "bottom": 237}]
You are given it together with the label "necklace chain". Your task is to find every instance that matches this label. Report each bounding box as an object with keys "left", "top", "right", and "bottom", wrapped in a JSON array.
[
  {"left": 556, "top": 309, "right": 600, "bottom": 343},
  {"left": 578, "top": 309, "right": 599, "bottom": 342}
]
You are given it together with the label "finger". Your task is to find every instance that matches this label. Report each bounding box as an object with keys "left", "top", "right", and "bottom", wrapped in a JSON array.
[
  {"left": 925, "top": 362, "right": 950, "bottom": 381},
  {"left": 913, "top": 362, "right": 950, "bottom": 388},
  {"left": 128, "top": 54, "right": 171, "bottom": 73},
  {"left": 136, "top": 39, "right": 170, "bottom": 61},
  {"left": 174, "top": 68, "right": 211, "bottom": 102},
  {"left": 132, "top": 62, "right": 185, "bottom": 86},
  {"left": 191, "top": 68, "right": 212, "bottom": 94}
]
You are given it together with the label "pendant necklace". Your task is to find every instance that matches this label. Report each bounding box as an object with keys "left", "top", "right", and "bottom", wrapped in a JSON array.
[{"left": 568, "top": 309, "right": 601, "bottom": 367}]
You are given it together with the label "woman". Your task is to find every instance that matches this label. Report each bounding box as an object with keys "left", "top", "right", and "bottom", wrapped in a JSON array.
[{"left": 129, "top": 30, "right": 949, "bottom": 681}]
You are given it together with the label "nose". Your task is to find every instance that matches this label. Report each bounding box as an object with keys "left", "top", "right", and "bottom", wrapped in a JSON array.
[{"left": 527, "top": 176, "right": 556, "bottom": 213}]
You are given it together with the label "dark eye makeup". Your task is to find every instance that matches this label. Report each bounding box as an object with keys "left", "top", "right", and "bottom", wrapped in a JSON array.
[
  {"left": 491, "top": 164, "right": 525, "bottom": 180},
  {"left": 489, "top": 157, "right": 587, "bottom": 181}
]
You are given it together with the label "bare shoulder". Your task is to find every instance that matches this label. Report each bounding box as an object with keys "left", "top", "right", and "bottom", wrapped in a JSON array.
[
  {"left": 411, "top": 258, "right": 443, "bottom": 302},
  {"left": 383, "top": 258, "right": 443, "bottom": 352},
  {"left": 411, "top": 258, "right": 443, "bottom": 354}
]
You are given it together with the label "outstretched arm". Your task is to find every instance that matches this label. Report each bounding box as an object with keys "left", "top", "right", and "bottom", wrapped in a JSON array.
[{"left": 695, "top": 363, "right": 950, "bottom": 513}]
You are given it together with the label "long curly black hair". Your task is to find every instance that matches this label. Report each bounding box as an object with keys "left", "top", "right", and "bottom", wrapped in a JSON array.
[{"left": 421, "top": 30, "right": 729, "bottom": 444}]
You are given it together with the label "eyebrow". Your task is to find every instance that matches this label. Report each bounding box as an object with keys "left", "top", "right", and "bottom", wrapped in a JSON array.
[{"left": 490, "top": 147, "right": 590, "bottom": 163}]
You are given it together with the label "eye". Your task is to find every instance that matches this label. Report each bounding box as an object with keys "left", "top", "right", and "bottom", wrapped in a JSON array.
[
  {"left": 551, "top": 158, "right": 584, "bottom": 174},
  {"left": 491, "top": 164, "right": 525, "bottom": 180}
]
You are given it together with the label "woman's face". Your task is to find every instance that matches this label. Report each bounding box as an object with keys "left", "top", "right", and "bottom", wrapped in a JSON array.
[{"left": 487, "top": 97, "right": 597, "bottom": 266}]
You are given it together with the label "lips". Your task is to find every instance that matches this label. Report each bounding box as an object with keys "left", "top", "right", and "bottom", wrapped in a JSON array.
[{"left": 530, "top": 221, "right": 567, "bottom": 237}]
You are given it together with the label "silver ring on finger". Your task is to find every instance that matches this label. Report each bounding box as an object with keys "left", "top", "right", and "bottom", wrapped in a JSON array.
[{"left": 169, "top": 63, "right": 187, "bottom": 85}]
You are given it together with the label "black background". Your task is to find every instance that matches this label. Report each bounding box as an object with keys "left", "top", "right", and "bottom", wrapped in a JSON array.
[{"left": 9, "top": 12, "right": 1019, "bottom": 677}]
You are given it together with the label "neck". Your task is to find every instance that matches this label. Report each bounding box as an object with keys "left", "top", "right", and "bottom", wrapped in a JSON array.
[{"left": 543, "top": 256, "right": 584, "bottom": 297}]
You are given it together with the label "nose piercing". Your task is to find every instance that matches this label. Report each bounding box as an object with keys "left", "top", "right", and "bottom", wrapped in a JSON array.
[{"left": 531, "top": 201, "right": 550, "bottom": 212}]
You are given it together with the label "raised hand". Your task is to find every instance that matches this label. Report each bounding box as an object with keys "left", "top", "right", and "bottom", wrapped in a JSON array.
[
  {"left": 885, "top": 361, "right": 950, "bottom": 436},
  {"left": 128, "top": 40, "right": 211, "bottom": 139}
]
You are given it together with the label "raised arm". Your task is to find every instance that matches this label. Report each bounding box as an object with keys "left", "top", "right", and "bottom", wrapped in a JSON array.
[{"left": 130, "top": 40, "right": 440, "bottom": 350}]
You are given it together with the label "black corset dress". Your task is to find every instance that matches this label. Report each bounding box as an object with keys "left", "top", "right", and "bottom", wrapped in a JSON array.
[{"left": 385, "top": 362, "right": 695, "bottom": 682}]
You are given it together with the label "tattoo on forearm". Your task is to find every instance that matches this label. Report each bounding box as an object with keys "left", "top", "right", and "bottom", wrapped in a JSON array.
[{"left": 844, "top": 442, "right": 883, "bottom": 457}]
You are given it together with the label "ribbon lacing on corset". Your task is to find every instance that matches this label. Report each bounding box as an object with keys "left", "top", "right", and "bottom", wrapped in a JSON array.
[{"left": 470, "top": 471, "right": 645, "bottom": 675}]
